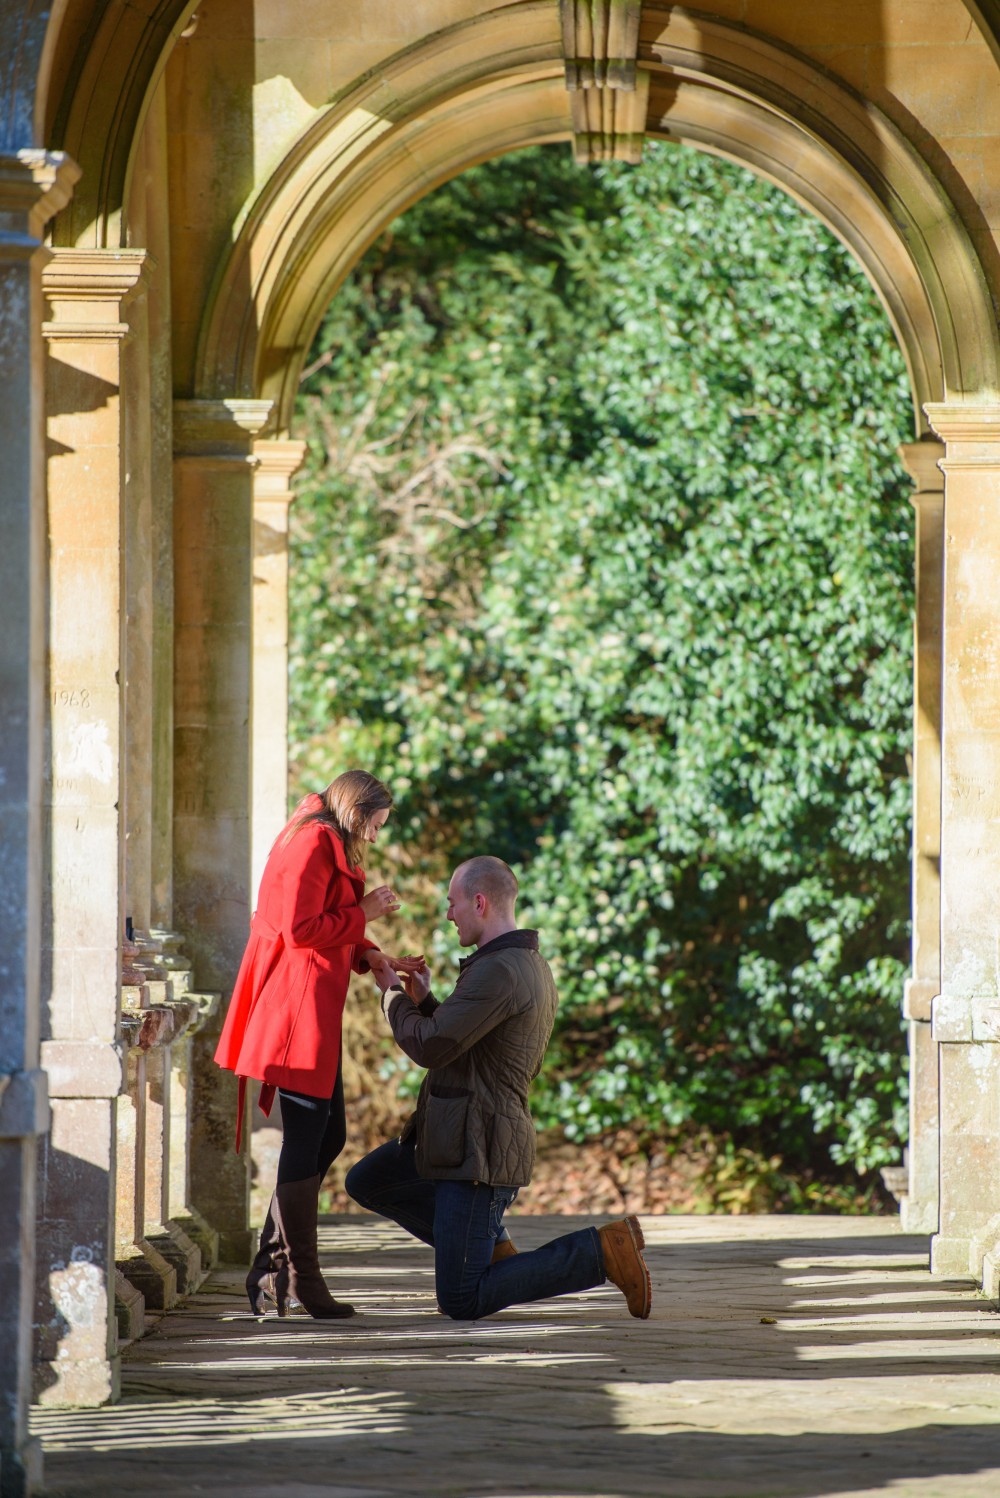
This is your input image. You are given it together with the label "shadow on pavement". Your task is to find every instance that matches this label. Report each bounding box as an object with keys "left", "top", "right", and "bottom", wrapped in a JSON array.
[{"left": 32, "top": 1215, "right": 1000, "bottom": 1498}]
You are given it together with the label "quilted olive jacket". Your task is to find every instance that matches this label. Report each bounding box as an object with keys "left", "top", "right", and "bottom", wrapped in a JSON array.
[{"left": 386, "top": 929, "right": 558, "bottom": 1186}]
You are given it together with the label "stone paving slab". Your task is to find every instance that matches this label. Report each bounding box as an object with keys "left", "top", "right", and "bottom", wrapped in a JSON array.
[{"left": 31, "top": 1214, "right": 1000, "bottom": 1498}]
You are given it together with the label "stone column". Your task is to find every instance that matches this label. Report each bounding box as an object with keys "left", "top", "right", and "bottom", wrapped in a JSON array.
[
  {"left": 898, "top": 440, "right": 944, "bottom": 1235},
  {"left": 115, "top": 935, "right": 216, "bottom": 1310},
  {"left": 122, "top": 282, "right": 156, "bottom": 937},
  {"left": 923, "top": 404, "right": 1000, "bottom": 1291},
  {"left": 173, "top": 398, "right": 272, "bottom": 1262},
  {"left": 0, "top": 146, "right": 78, "bottom": 1498},
  {"left": 113, "top": 1022, "right": 169, "bottom": 1330},
  {"left": 251, "top": 439, "right": 306, "bottom": 902},
  {"left": 36, "top": 247, "right": 147, "bottom": 1409},
  {"left": 165, "top": 987, "right": 221, "bottom": 1271},
  {"left": 140, "top": 927, "right": 220, "bottom": 1269}
]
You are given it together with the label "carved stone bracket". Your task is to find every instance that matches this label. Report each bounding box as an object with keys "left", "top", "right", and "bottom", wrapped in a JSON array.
[
  {"left": 570, "top": 68, "right": 650, "bottom": 165},
  {"left": 0, "top": 150, "right": 81, "bottom": 245},
  {"left": 561, "top": 0, "right": 642, "bottom": 90},
  {"left": 559, "top": 2, "right": 648, "bottom": 163}
]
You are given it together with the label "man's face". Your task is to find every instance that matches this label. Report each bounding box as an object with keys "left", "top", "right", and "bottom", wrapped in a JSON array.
[{"left": 446, "top": 872, "right": 482, "bottom": 947}]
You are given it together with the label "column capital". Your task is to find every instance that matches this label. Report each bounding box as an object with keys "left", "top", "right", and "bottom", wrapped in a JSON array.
[
  {"left": 0, "top": 150, "right": 81, "bottom": 243},
  {"left": 42, "top": 248, "right": 149, "bottom": 341},
  {"left": 253, "top": 437, "right": 308, "bottom": 505},
  {"left": 923, "top": 403, "right": 1000, "bottom": 466},
  {"left": 174, "top": 398, "right": 275, "bottom": 461},
  {"left": 898, "top": 439, "right": 944, "bottom": 496}
]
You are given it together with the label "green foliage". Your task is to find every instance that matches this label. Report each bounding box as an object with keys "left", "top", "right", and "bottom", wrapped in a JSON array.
[{"left": 290, "top": 143, "right": 914, "bottom": 1179}]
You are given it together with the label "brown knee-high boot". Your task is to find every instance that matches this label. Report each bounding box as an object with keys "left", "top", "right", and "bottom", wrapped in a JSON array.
[
  {"left": 274, "top": 1174, "right": 355, "bottom": 1319},
  {"left": 246, "top": 1194, "right": 290, "bottom": 1316}
]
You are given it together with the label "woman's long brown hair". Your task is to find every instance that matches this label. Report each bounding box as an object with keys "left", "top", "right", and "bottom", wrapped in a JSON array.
[{"left": 283, "top": 770, "right": 393, "bottom": 868}]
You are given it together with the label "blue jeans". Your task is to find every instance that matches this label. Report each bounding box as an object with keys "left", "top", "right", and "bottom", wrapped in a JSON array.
[{"left": 345, "top": 1134, "right": 606, "bottom": 1319}]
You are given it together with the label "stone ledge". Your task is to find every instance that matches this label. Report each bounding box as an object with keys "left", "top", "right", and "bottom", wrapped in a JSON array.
[
  {"left": 904, "top": 977, "right": 938, "bottom": 1022},
  {"left": 120, "top": 1008, "right": 175, "bottom": 1052},
  {"left": 932, "top": 992, "right": 1000, "bottom": 1043},
  {"left": 41, "top": 1041, "right": 122, "bottom": 1098}
]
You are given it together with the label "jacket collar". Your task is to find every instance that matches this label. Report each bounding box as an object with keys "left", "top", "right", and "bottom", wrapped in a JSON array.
[
  {"left": 458, "top": 928, "right": 539, "bottom": 973},
  {"left": 322, "top": 824, "right": 365, "bottom": 886},
  {"left": 292, "top": 795, "right": 366, "bottom": 885}
]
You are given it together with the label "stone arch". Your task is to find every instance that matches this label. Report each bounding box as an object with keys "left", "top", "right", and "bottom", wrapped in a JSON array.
[
  {"left": 43, "top": 0, "right": 196, "bottom": 246},
  {"left": 196, "top": 3, "right": 1000, "bottom": 435}
]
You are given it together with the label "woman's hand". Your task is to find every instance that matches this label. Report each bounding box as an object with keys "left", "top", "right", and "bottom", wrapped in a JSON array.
[
  {"left": 360, "top": 884, "right": 401, "bottom": 920},
  {"left": 381, "top": 952, "right": 425, "bottom": 976},
  {"left": 369, "top": 952, "right": 426, "bottom": 996},
  {"left": 368, "top": 952, "right": 400, "bottom": 990}
]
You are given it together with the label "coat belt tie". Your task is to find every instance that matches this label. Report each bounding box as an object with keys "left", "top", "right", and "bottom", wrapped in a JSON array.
[{"left": 234, "top": 1076, "right": 277, "bottom": 1151}]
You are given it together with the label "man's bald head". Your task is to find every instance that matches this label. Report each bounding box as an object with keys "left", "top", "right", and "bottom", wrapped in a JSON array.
[{"left": 453, "top": 856, "right": 519, "bottom": 912}]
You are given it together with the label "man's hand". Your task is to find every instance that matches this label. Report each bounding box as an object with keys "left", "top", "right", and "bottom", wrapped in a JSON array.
[
  {"left": 369, "top": 952, "right": 425, "bottom": 994},
  {"left": 400, "top": 958, "right": 431, "bottom": 1003}
]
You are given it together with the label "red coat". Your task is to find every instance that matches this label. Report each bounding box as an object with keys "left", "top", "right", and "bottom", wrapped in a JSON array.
[{"left": 214, "top": 803, "right": 379, "bottom": 1142}]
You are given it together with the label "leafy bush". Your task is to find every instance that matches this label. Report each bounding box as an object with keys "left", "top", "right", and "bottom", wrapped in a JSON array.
[{"left": 290, "top": 142, "right": 913, "bottom": 1180}]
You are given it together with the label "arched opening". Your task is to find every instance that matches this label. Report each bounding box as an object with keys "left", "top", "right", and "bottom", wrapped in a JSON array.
[{"left": 279, "top": 138, "right": 918, "bottom": 1214}]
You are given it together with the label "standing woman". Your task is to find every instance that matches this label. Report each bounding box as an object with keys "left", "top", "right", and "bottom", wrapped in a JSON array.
[{"left": 215, "top": 769, "right": 415, "bottom": 1319}]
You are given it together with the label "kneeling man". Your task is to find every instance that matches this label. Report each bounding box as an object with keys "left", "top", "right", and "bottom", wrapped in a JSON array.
[{"left": 350, "top": 856, "right": 651, "bottom": 1321}]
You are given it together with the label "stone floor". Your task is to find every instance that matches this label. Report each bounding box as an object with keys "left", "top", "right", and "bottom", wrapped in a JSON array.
[{"left": 31, "top": 1214, "right": 1000, "bottom": 1498}]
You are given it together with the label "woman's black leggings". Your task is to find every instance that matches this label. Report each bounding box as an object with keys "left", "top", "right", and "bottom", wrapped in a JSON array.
[{"left": 276, "top": 1059, "right": 346, "bottom": 1186}]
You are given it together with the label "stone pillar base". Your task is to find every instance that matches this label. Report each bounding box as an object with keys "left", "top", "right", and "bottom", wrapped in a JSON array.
[
  {"left": 972, "top": 1214, "right": 1000, "bottom": 1302},
  {"left": 930, "top": 1235, "right": 978, "bottom": 1280},
  {"left": 146, "top": 1221, "right": 203, "bottom": 1294},
  {"left": 171, "top": 1208, "right": 219, "bottom": 1271},
  {"left": 113, "top": 1268, "right": 146, "bottom": 1344},
  {"left": 218, "top": 1227, "right": 255, "bottom": 1265},
  {"left": 115, "top": 1239, "right": 177, "bottom": 1310},
  {"left": 982, "top": 1249, "right": 1000, "bottom": 1302},
  {"left": 901, "top": 1197, "right": 939, "bottom": 1235}
]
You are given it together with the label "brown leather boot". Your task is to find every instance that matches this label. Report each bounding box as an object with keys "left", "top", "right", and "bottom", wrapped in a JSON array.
[
  {"left": 245, "top": 1195, "right": 289, "bottom": 1316},
  {"left": 274, "top": 1175, "right": 355, "bottom": 1319},
  {"left": 491, "top": 1237, "right": 518, "bottom": 1263},
  {"left": 598, "top": 1215, "right": 651, "bottom": 1319}
]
